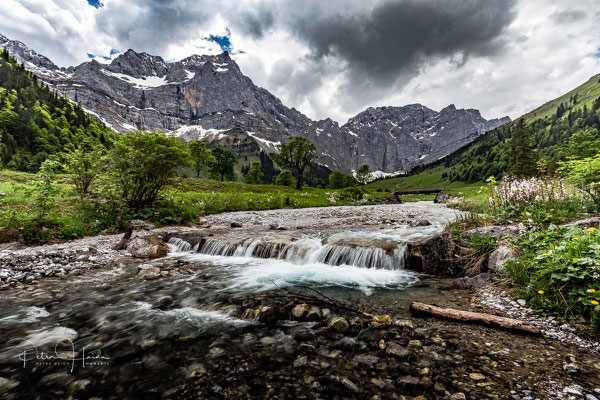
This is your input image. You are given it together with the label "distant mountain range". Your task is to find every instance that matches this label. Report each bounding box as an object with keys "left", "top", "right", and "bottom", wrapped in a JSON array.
[{"left": 0, "top": 33, "right": 510, "bottom": 174}]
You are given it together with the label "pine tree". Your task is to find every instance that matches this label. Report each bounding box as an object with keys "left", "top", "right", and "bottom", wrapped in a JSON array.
[{"left": 509, "top": 118, "right": 538, "bottom": 177}]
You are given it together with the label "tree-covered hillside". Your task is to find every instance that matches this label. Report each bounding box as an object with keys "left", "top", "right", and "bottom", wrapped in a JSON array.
[
  {"left": 409, "top": 73, "right": 600, "bottom": 183},
  {"left": 0, "top": 49, "right": 116, "bottom": 172}
]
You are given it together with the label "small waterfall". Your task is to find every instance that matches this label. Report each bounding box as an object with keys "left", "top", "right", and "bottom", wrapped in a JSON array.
[
  {"left": 168, "top": 238, "right": 199, "bottom": 253},
  {"left": 168, "top": 236, "right": 407, "bottom": 270}
]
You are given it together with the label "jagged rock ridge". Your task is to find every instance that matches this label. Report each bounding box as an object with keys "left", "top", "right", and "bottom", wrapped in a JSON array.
[{"left": 0, "top": 33, "right": 510, "bottom": 173}]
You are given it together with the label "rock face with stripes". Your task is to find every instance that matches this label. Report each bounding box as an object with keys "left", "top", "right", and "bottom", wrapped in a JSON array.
[{"left": 1, "top": 33, "right": 509, "bottom": 173}]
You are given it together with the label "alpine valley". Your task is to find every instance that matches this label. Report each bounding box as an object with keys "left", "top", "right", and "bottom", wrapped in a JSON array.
[{"left": 0, "top": 33, "right": 509, "bottom": 174}]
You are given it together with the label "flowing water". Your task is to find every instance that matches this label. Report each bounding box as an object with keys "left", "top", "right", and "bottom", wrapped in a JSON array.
[{"left": 0, "top": 209, "right": 457, "bottom": 399}]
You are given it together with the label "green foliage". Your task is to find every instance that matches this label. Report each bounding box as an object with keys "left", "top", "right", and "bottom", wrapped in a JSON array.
[
  {"left": 509, "top": 119, "right": 537, "bottom": 177},
  {"left": 338, "top": 186, "right": 364, "bottom": 201},
  {"left": 328, "top": 169, "right": 346, "bottom": 189},
  {"left": 244, "top": 160, "right": 264, "bottom": 184},
  {"left": 0, "top": 49, "right": 116, "bottom": 172},
  {"left": 355, "top": 164, "right": 372, "bottom": 188},
  {"left": 189, "top": 140, "right": 214, "bottom": 178},
  {"left": 276, "top": 136, "right": 317, "bottom": 190},
  {"left": 506, "top": 225, "right": 600, "bottom": 330},
  {"left": 25, "top": 159, "right": 60, "bottom": 222},
  {"left": 109, "top": 131, "right": 190, "bottom": 208},
  {"left": 66, "top": 143, "right": 104, "bottom": 196},
  {"left": 567, "top": 129, "right": 600, "bottom": 159},
  {"left": 275, "top": 169, "right": 295, "bottom": 187},
  {"left": 561, "top": 154, "right": 600, "bottom": 211},
  {"left": 208, "top": 146, "right": 237, "bottom": 181},
  {"left": 469, "top": 233, "right": 498, "bottom": 255}
]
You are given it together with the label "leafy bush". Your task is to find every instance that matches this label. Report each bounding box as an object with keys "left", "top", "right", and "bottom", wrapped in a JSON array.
[
  {"left": 338, "top": 187, "right": 364, "bottom": 201},
  {"left": 275, "top": 170, "right": 295, "bottom": 187},
  {"left": 470, "top": 233, "right": 498, "bottom": 255},
  {"left": 561, "top": 154, "right": 600, "bottom": 211},
  {"left": 109, "top": 131, "right": 190, "bottom": 208},
  {"left": 506, "top": 225, "right": 600, "bottom": 330}
]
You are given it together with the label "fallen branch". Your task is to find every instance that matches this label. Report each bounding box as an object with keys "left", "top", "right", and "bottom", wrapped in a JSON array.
[
  {"left": 270, "top": 281, "right": 369, "bottom": 316},
  {"left": 113, "top": 226, "right": 134, "bottom": 251},
  {"left": 409, "top": 302, "right": 542, "bottom": 335}
]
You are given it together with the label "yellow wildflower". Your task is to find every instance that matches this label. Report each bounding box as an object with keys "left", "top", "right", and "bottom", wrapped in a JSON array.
[
  {"left": 538, "top": 290, "right": 544, "bottom": 295},
  {"left": 543, "top": 253, "right": 549, "bottom": 256},
  {"left": 588, "top": 289, "right": 596, "bottom": 293},
  {"left": 571, "top": 237, "right": 579, "bottom": 241},
  {"left": 542, "top": 242, "right": 547, "bottom": 246},
  {"left": 592, "top": 300, "right": 599, "bottom": 306},
  {"left": 587, "top": 227, "right": 597, "bottom": 232}
]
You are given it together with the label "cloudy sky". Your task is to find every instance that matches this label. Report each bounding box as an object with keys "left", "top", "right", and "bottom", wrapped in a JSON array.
[{"left": 1, "top": 0, "right": 599, "bottom": 123}]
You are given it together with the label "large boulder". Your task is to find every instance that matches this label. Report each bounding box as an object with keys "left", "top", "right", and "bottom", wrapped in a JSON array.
[
  {"left": 407, "top": 232, "right": 456, "bottom": 275},
  {"left": 434, "top": 192, "right": 459, "bottom": 204},
  {"left": 127, "top": 235, "right": 169, "bottom": 259},
  {"left": 560, "top": 217, "right": 600, "bottom": 229},
  {"left": 487, "top": 245, "right": 518, "bottom": 274},
  {"left": 459, "top": 224, "right": 526, "bottom": 245},
  {"left": 453, "top": 273, "right": 491, "bottom": 289}
]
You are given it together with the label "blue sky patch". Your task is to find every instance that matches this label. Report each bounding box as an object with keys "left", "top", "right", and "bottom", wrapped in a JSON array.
[
  {"left": 87, "top": 49, "right": 121, "bottom": 61},
  {"left": 595, "top": 47, "right": 600, "bottom": 59},
  {"left": 87, "top": 0, "right": 104, "bottom": 8},
  {"left": 206, "top": 28, "right": 233, "bottom": 52},
  {"left": 204, "top": 28, "right": 244, "bottom": 54}
]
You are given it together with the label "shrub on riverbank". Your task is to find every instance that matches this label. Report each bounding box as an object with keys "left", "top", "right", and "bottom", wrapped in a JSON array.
[{"left": 505, "top": 225, "right": 600, "bottom": 330}]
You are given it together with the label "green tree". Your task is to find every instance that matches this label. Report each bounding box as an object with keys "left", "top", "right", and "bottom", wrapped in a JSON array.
[
  {"left": 509, "top": 118, "right": 537, "bottom": 177},
  {"left": 567, "top": 129, "right": 600, "bottom": 159},
  {"left": 355, "top": 164, "right": 372, "bottom": 188},
  {"left": 329, "top": 169, "right": 346, "bottom": 189},
  {"left": 276, "top": 136, "right": 317, "bottom": 190},
  {"left": 209, "top": 147, "right": 238, "bottom": 181},
  {"left": 109, "top": 131, "right": 190, "bottom": 208},
  {"left": 561, "top": 154, "right": 600, "bottom": 211},
  {"left": 275, "top": 169, "right": 295, "bottom": 187},
  {"left": 189, "top": 140, "right": 214, "bottom": 178},
  {"left": 26, "top": 159, "right": 60, "bottom": 223},
  {"left": 67, "top": 143, "right": 104, "bottom": 197},
  {"left": 244, "top": 160, "right": 264, "bottom": 184}
]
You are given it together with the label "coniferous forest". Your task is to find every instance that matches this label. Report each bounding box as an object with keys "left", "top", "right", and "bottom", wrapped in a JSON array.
[{"left": 0, "top": 49, "right": 116, "bottom": 172}]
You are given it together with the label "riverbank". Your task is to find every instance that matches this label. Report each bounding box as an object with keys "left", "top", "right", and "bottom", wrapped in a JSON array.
[{"left": 1, "top": 203, "right": 599, "bottom": 399}]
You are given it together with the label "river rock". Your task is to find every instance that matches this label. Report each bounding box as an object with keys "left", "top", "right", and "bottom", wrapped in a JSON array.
[
  {"left": 487, "top": 245, "right": 517, "bottom": 274},
  {"left": 407, "top": 232, "right": 456, "bottom": 275},
  {"left": 459, "top": 224, "right": 526, "bottom": 245},
  {"left": 453, "top": 273, "right": 491, "bottom": 289},
  {"left": 230, "top": 222, "right": 243, "bottom": 228},
  {"left": 371, "top": 314, "right": 392, "bottom": 328},
  {"left": 291, "top": 303, "right": 310, "bottom": 320},
  {"left": 68, "top": 379, "right": 94, "bottom": 397},
  {"left": 409, "top": 219, "right": 431, "bottom": 227},
  {"left": 127, "top": 235, "right": 169, "bottom": 259},
  {"left": 305, "top": 307, "right": 322, "bottom": 322},
  {"left": 0, "top": 377, "right": 19, "bottom": 394},
  {"left": 327, "top": 317, "right": 349, "bottom": 333},
  {"left": 386, "top": 342, "right": 410, "bottom": 358},
  {"left": 130, "top": 219, "right": 156, "bottom": 230},
  {"left": 138, "top": 264, "right": 161, "bottom": 280}
]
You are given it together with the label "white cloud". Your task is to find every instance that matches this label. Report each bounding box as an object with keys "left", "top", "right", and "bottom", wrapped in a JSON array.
[{"left": 0, "top": 0, "right": 598, "bottom": 123}]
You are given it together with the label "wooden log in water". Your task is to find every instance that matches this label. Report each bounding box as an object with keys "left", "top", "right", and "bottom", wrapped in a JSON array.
[
  {"left": 409, "top": 302, "right": 542, "bottom": 335},
  {"left": 113, "top": 226, "right": 134, "bottom": 251}
]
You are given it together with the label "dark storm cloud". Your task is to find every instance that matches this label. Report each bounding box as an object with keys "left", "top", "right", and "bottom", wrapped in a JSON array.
[
  {"left": 95, "top": 0, "right": 213, "bottom": 54},
  {"left": 550, "top": 9, "right": 586, "bottom": 24},
  {"left": 290, "top": 0, "right": 517, "bottom": 82}
]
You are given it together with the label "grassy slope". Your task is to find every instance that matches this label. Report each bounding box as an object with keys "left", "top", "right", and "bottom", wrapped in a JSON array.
[
  {"left": 368, "top": 72, "right": 600, "bottom": 194},
  {"left": 523, "top": 73, "right": 600, "bottom": 122}
]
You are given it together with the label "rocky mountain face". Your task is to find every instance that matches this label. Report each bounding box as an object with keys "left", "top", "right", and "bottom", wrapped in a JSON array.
[{"left": 1, "top": 33, "right": 510, "bottom": 174}]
